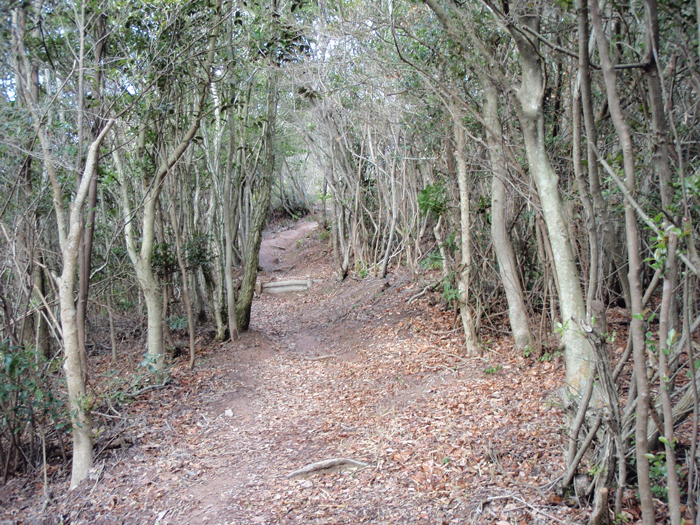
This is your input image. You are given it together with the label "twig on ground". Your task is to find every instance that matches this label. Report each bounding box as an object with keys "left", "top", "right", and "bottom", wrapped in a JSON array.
[
  {"left": 93, "top": 411, "right": 122, "bottom": 419},
  {"left": 512, "top": 495, "right": 569, "bottom": 524},
  {"left": 302, "top": 354, "right": 338, "bottom": 361},
  {"left": 124, "top": 380, "right": 170, "bottom": 399},
  {"left": 407, "top": 281, "right": 439, "bottom": 305}
]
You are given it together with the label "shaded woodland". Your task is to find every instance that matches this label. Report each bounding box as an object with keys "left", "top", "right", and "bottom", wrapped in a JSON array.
[{"left": 1, "top": 0, "right": 700, "bottom": 523}]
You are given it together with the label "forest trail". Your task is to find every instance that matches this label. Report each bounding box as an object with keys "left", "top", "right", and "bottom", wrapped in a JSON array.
[{"left": 2, "top": 219, "right": 588, "bottom": 524}]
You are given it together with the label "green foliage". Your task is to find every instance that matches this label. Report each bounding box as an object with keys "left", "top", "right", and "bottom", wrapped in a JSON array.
[
  {"left": 167, "top": 315, "right": 188, "bottom": 330},
  {"left": 418, "top": 183, "right": 447, "bottom": 216},
  {"left": 553, "top": 320, "right": 569, "bottom": 337},
  {"left": 441, "top": 231, "right": 458, "bottom": 252},
  {"left": 441, "top": 277, "right": 461, "bottom": 307},
  {"left": 152, "top": 242, "right": 178, "bottom": 277},
  {"left": 355, "top": 261, "right": 369, "bottom": 279},
  {"left": 184, "top": 233, "right": 213, "bottom": 270},
  {"left": 484, "top": 364, "right": 502, "bottom": 375},
  {"left": 140, "top": 351, "right": 167, "bottom": 375},
  {"left": 537, "top": 350, "right": 562, "bottom": 362},
  {"left": 420, "top": 250, "right": 443, "bottom": 270},
  {"left": 0, "top": 340, "right": 67, "bottom": 476},
  {"left": 646, "top": 452, "right": 670, "bottom": 500}
]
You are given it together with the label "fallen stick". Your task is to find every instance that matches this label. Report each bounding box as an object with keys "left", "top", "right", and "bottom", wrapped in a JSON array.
[
  {"left": 124, "top": 380, "right": 170, "bottom": 398},
  {"left": 286, "top": 458, "right": 369, "bottom": 479},
  {"left": 302, "top": 354, "right": 338, "bottom": 361}
]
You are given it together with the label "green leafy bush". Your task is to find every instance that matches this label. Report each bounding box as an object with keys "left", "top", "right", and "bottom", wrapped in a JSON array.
[
  {"left": 418, "top": 183, "right": 447, "bottom": 216},
  {"left": 0, "top": 340, "right": 67, "bottom": 480}
]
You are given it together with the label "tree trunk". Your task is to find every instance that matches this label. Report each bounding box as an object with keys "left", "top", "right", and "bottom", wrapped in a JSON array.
[
  {"left": 379, "top": 159, "right": 397, "bottom": 279},
  {"left": 576, "top": 0, "right": 631, "bottom": 308},
  {"left": 16, "top": 5, "right": 113, "bottom": 485},
  {"left": 166, "top": 193, "right": 197, "bottom": 370},
  {"left": 644, "top": 0, "right": 678, "bottom": 332},
  {"left": 224, "top": 100, "right": 242, "bottom": 341},
  {"left": 136, "top": 256, "right": 165, "bottom": 373},
  {"left": 589, "top": 2, "right": 656, "bottom": 521},
  {"left": 508, "top": 11, "right": 593, "bottom": 395},
  {"left": 482, "top": 75, "right": 533, "bottom": 351},
  {"left": 76, "top": 166, "right": 98, "bottom": 365},
  {"left": 236, "top": 68, "right": 279, "bottom": 331},
  {"left": 76, "top": 12, "right": 107, "bottom": 373},
  {"left": 453, "top": 111, "right": 479, "bottom": 357},
  {"left": 38, "top": 119, "right": 114, "bottom": 489}
]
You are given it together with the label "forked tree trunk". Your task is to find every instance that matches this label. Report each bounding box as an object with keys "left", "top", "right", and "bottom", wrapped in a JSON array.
[
  {"left": 35, "top": 118, "right": 114, "bottom": 489},
  {"left": 114, "top": 0, "right": 219, "bottom": 372},
  {"left": 16, "top": 4, "right": 114, "bottom": 486}
]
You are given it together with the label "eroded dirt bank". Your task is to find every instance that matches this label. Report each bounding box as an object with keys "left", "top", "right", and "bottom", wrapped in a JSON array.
[{"left": 1, "top": 220, "right": 587, "bottom": 524}]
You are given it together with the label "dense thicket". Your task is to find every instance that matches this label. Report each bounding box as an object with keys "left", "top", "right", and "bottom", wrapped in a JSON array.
[{"left": 1, "top": 0, "right": 699, "bottom": 522}]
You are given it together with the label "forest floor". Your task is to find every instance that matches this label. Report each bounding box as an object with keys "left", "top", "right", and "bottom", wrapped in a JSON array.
[{"left": 3, "top": 218, "right": 647, "bottom": 524}]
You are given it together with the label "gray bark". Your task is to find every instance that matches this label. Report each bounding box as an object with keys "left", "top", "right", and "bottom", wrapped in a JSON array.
[
  {"left": 590, "top": 2, "right": 656, "bottom": 521},
  {"left": 236, "top": 68, "right": 279, "bottom": 331},
  {"left": 482, "top": 76, "right": 533, "bottom": 351},
  {"left": 453, "top": 111, "right": 479, "bottom": 356},
  {"left": 507, "top": 11, "right": 593, "bottom": 394}
]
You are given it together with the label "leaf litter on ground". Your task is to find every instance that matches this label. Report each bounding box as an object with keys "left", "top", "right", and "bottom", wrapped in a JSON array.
[{"left": 1, "top": 220, "right": 590, "bottom": 524}]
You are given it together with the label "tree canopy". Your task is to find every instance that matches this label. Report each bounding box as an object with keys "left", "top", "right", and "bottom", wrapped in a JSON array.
[{"left": 1, "top": 0, "right": 700, "bottom": 522}]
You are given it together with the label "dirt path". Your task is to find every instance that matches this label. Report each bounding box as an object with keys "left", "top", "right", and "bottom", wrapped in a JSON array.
[{"left": 1, "top": 219, "right": 588, "bottom": 524}]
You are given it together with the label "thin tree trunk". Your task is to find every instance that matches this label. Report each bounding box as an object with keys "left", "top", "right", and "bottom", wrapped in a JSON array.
[
  {"left": 576, "top": 0, "right": 630, "bottom": 309},
  {"left": 657, "top": 233, "right": 681, "bottom": 525},
  {"left": 76, "top": 166, "right": 98, "bottom": 364},
  {"left": 224, "top": 101, "right": 242, "bottom": 342},
  {"left": 166, "top": 194, "right": 197, "bottom": 369},
  {"left": 644, "top": 0, "right": 678, "bottom": 332},
  {"left": 453, "top": 111, "right": 479, "bottom": 356},
  {"left": 482, "top": 75, "right": 533, "bottom": 351},
  {"left": 380, "top": 159, "right": 397, "bottom": 279},
  {"left": 572, "top": 88, "right": 599, "bottom": 313},
  {"left": 589, "top": 2, "right": 656, "bottom": 522},
  {"left": 236, "top": 68, "right": 279, "bottom": 331}
]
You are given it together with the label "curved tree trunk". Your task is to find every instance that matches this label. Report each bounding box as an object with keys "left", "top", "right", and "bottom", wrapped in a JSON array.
[
  {"left": 35, "top": 117, "right": 114, "bottom": 489},
  {"left": 482, "top": 75, "right": 533, "bottom": 351},
  {"left": 508, "top": 12, "right": 593, "bottom": 395}
]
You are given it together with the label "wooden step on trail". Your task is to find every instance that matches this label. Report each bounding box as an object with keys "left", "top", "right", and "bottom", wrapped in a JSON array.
[{"left": 255, "top": 279, "right": 316, "bottom": 295}]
